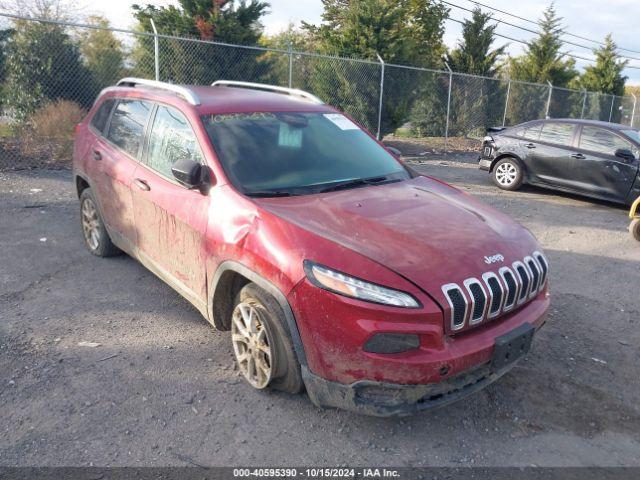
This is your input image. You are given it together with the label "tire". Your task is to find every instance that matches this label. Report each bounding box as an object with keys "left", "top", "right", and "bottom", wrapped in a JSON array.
[
  {"left": 231, "top": 283, "right": 303, "bottom": 394},
  {"left": 79, "top": 188, "right": 121, "bottom": 257},
  {"left": 630, "top": 218, "right": 640, "bottom": 242},
  {"left": 492, "top": 157, "right": 524, "bottom": 191}
]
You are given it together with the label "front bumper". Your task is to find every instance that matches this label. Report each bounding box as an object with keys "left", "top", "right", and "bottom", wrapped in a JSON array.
[
  {"left": 303, "top": 322, "right": 539, "bottom": 416},
  {"left": 478, "top": 158, "right": 493, "bottom": 171}
]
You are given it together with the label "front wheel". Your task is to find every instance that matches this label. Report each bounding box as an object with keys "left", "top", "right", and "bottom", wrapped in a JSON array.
[
  {"left": 492, "top": 158, "right": 524, "bottom": 191},
  {"left": 630, "top": 218, "right": 640, "bottom": 242},
  {"left": 231, "top": 283, "right": 303, "bottom": 394}
]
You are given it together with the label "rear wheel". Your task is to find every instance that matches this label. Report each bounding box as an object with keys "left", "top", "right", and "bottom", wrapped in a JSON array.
[
  {"left": 630, "top": 218, "right": 640, "bottom": 242},
  {"left": 79, "top": 188, "right": 121, "bottom": 257},
  {"left": 492, "top": 157, "right": 524, "bottom": 191},
  {"left": 231, "top": 283, "right": 303, "bottom": 394}
]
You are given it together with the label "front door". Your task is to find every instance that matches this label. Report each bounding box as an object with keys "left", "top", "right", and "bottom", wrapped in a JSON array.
[
  {"left": 570, "top": 125, "right": 640, "bottom": 202},
  {"left": 130, "top": 103, "right": 210, "bottom": 308}
]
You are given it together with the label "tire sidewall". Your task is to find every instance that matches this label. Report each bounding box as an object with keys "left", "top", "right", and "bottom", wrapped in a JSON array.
[
  {"left": 233, "top": 284, "right": 303, "bottom": 394},
  {"left": 630, "top": 218, "right": 640, "bottom": 242},
  {"left": 79, "top": 189, "right": 115, "bottom": 257},
  {"left": 492, "top": 158, "right": 524, "bottom": 191}
]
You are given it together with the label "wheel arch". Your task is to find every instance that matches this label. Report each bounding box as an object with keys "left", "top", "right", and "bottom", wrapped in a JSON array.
[
  {"left": 490, "top": 153, "right": 526, "bottom": 174},
  {"left": 209, "top": 261, "right": 308, "bottom": 367}
]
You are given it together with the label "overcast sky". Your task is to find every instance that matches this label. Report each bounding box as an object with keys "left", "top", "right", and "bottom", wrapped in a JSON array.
[{"left": 86, "top": 0, "right": 640, "bottom": 85}]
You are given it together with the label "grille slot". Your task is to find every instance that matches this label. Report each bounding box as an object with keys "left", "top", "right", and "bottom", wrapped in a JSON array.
[
  {"left": 464, "top": 279, "right": 487, "bottom": 324},
  {"left": 483, "top": 273, "right": 503, "bottom": 317},
  {"left": 513, "top": 261, "right": 530, "bottom": 303},
  {"left": 525, "top": 256, "right": 540, "bottom": 297},
  {"left": 534, "top": 251, "right": 548, "bottom": 287},
  {"left": 442, "top": 284, "right": 468, "bottom": 330},
  {"left": 499, "top": 267, "right": 518, "bottom": 311}
]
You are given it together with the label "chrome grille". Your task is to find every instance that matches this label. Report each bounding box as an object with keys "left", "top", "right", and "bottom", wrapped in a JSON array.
[
  {"left": 442, "top": 284, "right": 468, "bottom": 331},
  {"left": 441, "top": 252, "right": 548, "bottom": 332},
  {"left": 525, "top": 256, "right": 540, "bottom": 297},
  {"left": 464, "top": 278, "right": 487, "bottom": 325},
  {"left": 499, "top": 267, "right": 518, "bottom": 311},
  {"left": 534, "top": 251, "right": 548, "bottom": 288}
]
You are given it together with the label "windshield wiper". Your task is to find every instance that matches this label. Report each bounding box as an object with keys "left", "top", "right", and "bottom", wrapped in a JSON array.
[
  {"left": 315, "top": 175, "right": 397, "bottom": 193},
  {"left": 244, "top": 190, "right": 293, "bottom": 197}
]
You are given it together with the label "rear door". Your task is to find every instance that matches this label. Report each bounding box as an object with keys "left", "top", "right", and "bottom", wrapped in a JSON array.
[
  {"left": 130, "top": 103, "right": 210, "bottom": 306},
  {"left": 526, "top": 121, "right": 578, "bottom": 187},
  {"left": 92, "top": 98, "right": 152, "bottom": 249},
  {"left": 570, "top": 125, "right": 640, "bottom": 202}
]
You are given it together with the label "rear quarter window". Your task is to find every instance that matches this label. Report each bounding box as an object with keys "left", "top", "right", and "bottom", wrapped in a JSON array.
[{"left": 90, "top": 99, "right": 115, "bottom": 134}]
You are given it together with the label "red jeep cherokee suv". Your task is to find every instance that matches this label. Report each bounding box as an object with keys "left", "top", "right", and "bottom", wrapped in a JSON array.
[{"left": 73, "top": 78, "right": 550, "bottom": 416}]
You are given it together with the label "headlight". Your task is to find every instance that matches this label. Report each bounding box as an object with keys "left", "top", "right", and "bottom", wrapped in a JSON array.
[{"left": 304, "top": 261, "right": 420, "bottom": 308}]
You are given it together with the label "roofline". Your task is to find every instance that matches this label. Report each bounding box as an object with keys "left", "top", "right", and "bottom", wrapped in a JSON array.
[
  {"left": 211, "top": 80, "right": 323, "bottom": 105},
  {"left": 116, "top": 77, "right": 201, "bottom": 106}
]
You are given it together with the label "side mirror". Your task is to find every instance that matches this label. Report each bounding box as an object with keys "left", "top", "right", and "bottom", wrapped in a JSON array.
[
  {"left": 615, "top": 148, "right": 636, "bottom": 162},
  {"left": 171, "top": 158, "right": 204, "bottom": 189},
  {"left": 386, "top": 146, "right": 402, "bottom": 158}
]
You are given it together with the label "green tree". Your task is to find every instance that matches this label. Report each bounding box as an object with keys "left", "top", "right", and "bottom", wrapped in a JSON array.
[
  {"left": 131, "top": 0, "right": 270, "bottom": 84},
  {"left": 3, "top": 21, "right": 92, "bottom": 121},
  {"left": 580, "top": 34, "right": 628, "bottom": 96},
  {"left": 304, "top": 0, "right": 449, "bottom": 135},
  {"left": 447, "top": 7, "right": 505, "bottom": 76},
  {"left": 79, "top": 16, "right": 126, "bottom": 91},
  {"left": 509, "top": 4, "right": 577, "bottom": 86}
]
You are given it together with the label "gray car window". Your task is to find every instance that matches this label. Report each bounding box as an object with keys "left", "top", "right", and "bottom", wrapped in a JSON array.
[
  {"left": 106, "top": 99, "right": 152, "bottom": 158},
  {"left": 538, "top": 122, "right": 574, "bottom": 146},
  {"left": 579, "top": 126, "right": 637, "bottom": 158}
]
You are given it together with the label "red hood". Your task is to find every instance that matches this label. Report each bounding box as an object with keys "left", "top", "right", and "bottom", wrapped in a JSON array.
[{"left": 254, "top": 176, "right": 541, "bottom": 309}]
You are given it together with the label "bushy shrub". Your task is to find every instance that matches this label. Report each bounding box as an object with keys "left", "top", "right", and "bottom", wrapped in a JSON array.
[{"left": 17, "top": 100, "right": 85, "bottom": 166}]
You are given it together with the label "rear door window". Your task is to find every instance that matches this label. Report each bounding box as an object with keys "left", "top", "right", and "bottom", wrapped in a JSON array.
[
  {"left": 90, "top": 99, "right": 115, "bottom": 134},
  {"left": 145, "top": 105, "right": 203, "bottom": 179},
  {"left": 538, "top": 122, "right": 575, "bottom": 146},
  {"left": 106, "top": 99, "right": 152, "bottom": 158},
  {"left": 579, "top": 126, "right": 638, "bottom": 158}
]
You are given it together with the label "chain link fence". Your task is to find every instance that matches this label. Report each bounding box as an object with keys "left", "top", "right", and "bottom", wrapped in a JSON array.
[{"left": 0, "top": 12, "right": 638, "bottom": 170}]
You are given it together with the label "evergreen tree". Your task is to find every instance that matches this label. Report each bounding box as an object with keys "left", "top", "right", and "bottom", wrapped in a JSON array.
[
  {"left": 131, "top": 0, "right": 270, "bottom": 84},
  {"left": 3, "top": 21, "right": 91, "bottom": 121},
  {"left": 79, "top": 16, "right": 126, "bottom": 91},
  {"left": 447, "top": 7, "right": 506, "bottom": 76},
  {"left": 509, "top": 4, "right": 577, "bottom": 86},
  {"left": 304, "top": 0, "right": 449, "bottom": 135},
  {"left": 580, "top": 34, "right": 628, "bottom": 96}
]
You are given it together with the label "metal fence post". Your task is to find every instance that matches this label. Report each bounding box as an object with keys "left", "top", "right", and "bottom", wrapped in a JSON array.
[
  {"left": 632, "top": 93, "right": 637, "bottom": 128},
  {"left": 150, "top": 18, "right": 160, "bottom": 81},
  {"left": 444, "top": 62, "right": 453, "bottom": 153},
  {"left": 376, "top": 53, "right": 385, "bottom": 141},
  {"left": 609, "top": 95, "right": 615, "bottom": 123},
  {"left": 287, "top": 40, "right": 293, "bottom": 89},
  {"left": 545, "top": 81, "right": 553, "bottom": 118},
  {"left": 502, "top": 79, "right": 511, "bottom": 127},
  {"left": 581, "top": 90, "right": 587, "bottom": 119}
]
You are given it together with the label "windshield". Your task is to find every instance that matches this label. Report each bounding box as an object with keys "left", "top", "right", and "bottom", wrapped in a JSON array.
[
  {"left": 622, "top": 129, "right": 640, "bottom": 144},
  {"left": 202, "top": 112, "right": 409, "bottom": 195}
]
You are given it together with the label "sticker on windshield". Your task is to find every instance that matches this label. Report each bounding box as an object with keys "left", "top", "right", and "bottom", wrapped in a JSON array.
[
  {"left": 323, "top": 113, "right": 359, "bottom": 131},
  {"left": 278, "top": 123, "right": 303, "bottom": 148}
]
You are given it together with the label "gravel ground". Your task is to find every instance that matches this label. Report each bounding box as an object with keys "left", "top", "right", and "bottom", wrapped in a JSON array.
[{"left": 1, "top": 161, "right": 639, "bottom": 467}]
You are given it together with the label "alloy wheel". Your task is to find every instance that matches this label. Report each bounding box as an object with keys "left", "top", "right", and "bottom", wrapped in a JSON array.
[
  {"left": 231, "top": 301, "right": 273, "bottom": 389},
  {"left": 81, "top": 198, "right": 101, "bottom": 251},
  {"left": 495, "top": 162, "right": 518, "bottom": 186}
]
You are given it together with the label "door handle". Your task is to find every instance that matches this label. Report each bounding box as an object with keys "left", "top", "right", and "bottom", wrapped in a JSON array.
[
  {"left": 571, "top": 153, "right": 586, "bottom": 159},
  {"left": 134, "top": 178, "right": 151, "bottom": 191},
  {"left": 92, "top": 150, "right": 102, "bottom": 161},
  {"left": 524, "top": 143, "right": 536, "bottom": 149}
]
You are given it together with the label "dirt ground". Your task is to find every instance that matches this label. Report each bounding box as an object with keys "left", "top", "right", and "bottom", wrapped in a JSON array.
[{"left": 1, "top": 159, "right": 640, "bottom": 467}]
